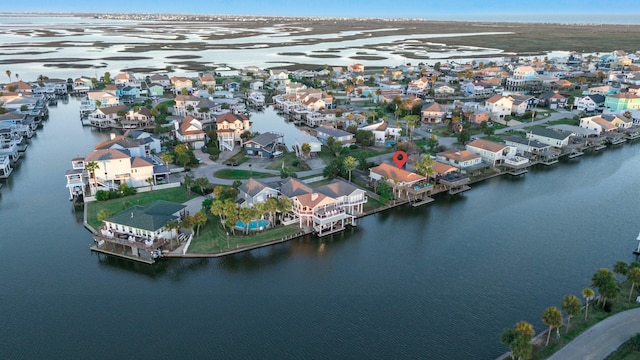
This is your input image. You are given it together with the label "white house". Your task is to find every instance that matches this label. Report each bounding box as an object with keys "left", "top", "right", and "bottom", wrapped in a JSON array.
[
  {"left": 484, "top": 95, "right": 513, "bottom": 121},
  {"left": 466, "top": 139, "right": 517, "bottom": 167},
  {"left": 237, "top": 178, "right": 279, "bottom": 208},
  {"left": 528, "top": 127, "right": 572, "bottom": 148},
  {"left": 174, "top": 116, "right": 206, "bottom": 149},
  {"left": 575, "top": 94, "right": 606, "bottom": 113},
  {"left": 436, "top": 150, "right": 482, "bottom": 169}
]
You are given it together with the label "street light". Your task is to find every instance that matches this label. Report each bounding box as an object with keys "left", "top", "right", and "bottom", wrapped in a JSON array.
[{"left": 226, "top": 232, "right": 229, "bottom": 249}]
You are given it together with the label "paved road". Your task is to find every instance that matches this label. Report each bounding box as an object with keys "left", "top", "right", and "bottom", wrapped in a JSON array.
[{"left": 547, "top": 308, "right": 640, "bottom": 360}]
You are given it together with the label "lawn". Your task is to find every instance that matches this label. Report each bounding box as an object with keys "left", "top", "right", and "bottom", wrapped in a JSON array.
[
  {"left": 213, "top": 169, "right": 275, "bottom": 179},
  {"left": 86, "top": 186, "right": 195, "bottom": 230},
  {"left": 547, "top": 117, "right": 579, "bottom": 126},
  {"left": 606, "top": 335, "right": 640, "bottom": 360},
  {"left": 188, "top": 217, "right": 302, "bottom": 253},
  {"left": 265, "top": 151, "right": 311, "bottom": 172}
]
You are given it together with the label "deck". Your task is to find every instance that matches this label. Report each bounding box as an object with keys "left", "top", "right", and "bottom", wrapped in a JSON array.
[
  {"left": 448, "top": 185, "right": 471, "bottom": 195},
  {"left": 567, "top": 151, "right": 584, "bottom": 159},
  {"left": 411, "top": 197, "right": 435, "bottom": 207},
  {"left": 90, "top": 245, "right": 156, "bottom": 264},
  {"left": 506, "top": 168, "right": 528, "bottom": 176}
]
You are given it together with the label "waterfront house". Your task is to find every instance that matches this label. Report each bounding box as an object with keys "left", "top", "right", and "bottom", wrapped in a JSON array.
[
  {"left": 215, "top": 112, "right": 251, "bottom": 151},
  {"left": 579, "top": 115, "right": 617, "bottom": 134},
  {"left": 421, "top": 102, "right": 447, "bottom": 123},
  {"left": 65, "top": 156, "right": 86, "bottom": 200},
  {"left": 466, "top": 139, "right": 517, "bottom": 167},
  {"left": 431, "top": 160, "right": 458, "bottom": 178},
  {"left": 294, "top": 134, "right": 322, "bottom": 158},
  {"left": 198, "top": 73, "right": 217, "bottom": 88},
  {"left": 173, "top": 95, "right": 200, "bottom": 117},
  {"left": 87, "top": 104, "right": 128, "bottom": 129},
  {"left": 604, "top": 92, "right": 640, "bottom": 111},
  {"left": 504, "top": 136, "right": 554, "bottom": 157},
  {"left": 436, "top": 150, "right": 483, "bottom": 170},
  {"left": 584, "top": 85, "right": 618, "bottom": 96},
  {"left": 94, "top": 131, "right": 161, "bottom": 158},
  {"left": 97, "top": 200, "right": 186, "bottom": 260},
  {"left": 0, "top": 154, "right": 13, "bottom": 179},
  {"left": 117, "top": 86, "right": 141, "bottom": 104},
  {"left": 174, "top": 116, "right": 206, "bottom": 149},
  {"left": 369, "top": 163, "right": 426, "bottom": 200},
  {"left": 468, "top": 111, "right": 490, "bottom": 125},
  {"left": 268, "top": 69, "right": 290, "bottom": 89},
  {"left": 290, "top": 190, "right": 355, "bottom": 236},
  {"left": 3, "top": 81, "right": 33, "bottom": 94},
  {"left": 315, "top": 179, "right": 367, "bottom": 216},
  {"left": 113, "top": 72, "right": 141, "bottom": 88},
  {"left": 82, "top": 148, "right": 156, "bottom": 191},
  {"left": 73, "top": 76, "right": 94, "bottom": 93},
  {"left": 527, "top": 127, "right": 573, "bottom": 148},
  {"left": 359, "top": 121, "right": 401, "bottom": 144},
  {"left": 315, "top": 126, "right": 355, "bottom": 145},
  {"left": 149, "top": 74, "right": 171, "bottom": 89},
  {"left": 123, "top": 107, "right": 154, "bottom": 129},
  {"left": 576, "top": 94, "right": 605, "bottom": 113},
  {"left": 462, "top": 81, "right": 496, "bottom": 98},
  {"left": 243, "top": 132, "right": 284, "bottom": 158},
  {"left": 434, "top": 85, "right": 456, "bottom": 96},
  {"left": 505, "top": 65, "right": 541, "bottom": 94},
  {"left": 84, "top": 91, "right": 120, "bottom": 108},
  {"left": 237, "top": 178, "right": 279, "bottom": 208}
]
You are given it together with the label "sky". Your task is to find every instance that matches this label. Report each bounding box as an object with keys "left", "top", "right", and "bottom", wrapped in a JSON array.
[{"left": 2, "top": 0, "right": 639, "bottom": 20}]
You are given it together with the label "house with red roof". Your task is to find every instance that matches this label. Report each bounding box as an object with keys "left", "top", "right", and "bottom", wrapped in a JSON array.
[{"left": 174, "top": 116, "right": 206, "bottom": 149}]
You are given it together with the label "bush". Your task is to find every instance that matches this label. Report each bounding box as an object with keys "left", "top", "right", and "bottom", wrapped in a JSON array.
[
  {"left": 630, "top": 333, "right": 640, "bottom": 351},
  {"left": 95, "top": 190, "right": 111, "bottom": 201},
  {"left": 292, "top": 159, "right": 300, "bottom": 167},
  {"left": 604, "top": 301, "right": 612, "bottom": 312},
  {"left": 349, "top": 144, "right": 358, "bottom": 150}
]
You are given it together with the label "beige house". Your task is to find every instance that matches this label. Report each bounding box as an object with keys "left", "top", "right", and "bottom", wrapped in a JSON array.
[
  {"left": 216, "top": 112, "right": 251, "bottom": 151},
  {"left": 175, "top": 116, "right": 206, "bottom": 149},
  {"left": 83, "top": 148, "right": 154, "bottom": 192}
]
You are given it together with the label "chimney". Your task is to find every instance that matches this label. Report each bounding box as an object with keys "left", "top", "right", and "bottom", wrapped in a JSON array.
[{"left": 110, "top": 133, "right": 116, "bottom": 140}]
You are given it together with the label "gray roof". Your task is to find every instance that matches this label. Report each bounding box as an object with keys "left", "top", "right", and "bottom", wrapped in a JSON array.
[
  {"left": 238, "top": 178, "right": 274, "bottom": 197},
  {"left": 504, "top": 136, "right": 550, "bottom": 149},
  {"left": 106, "top": 200, "right": 185, "bottom": 231},
  {"left": 584, "top": 94, "right": 605, "bottom": 103},
  {"left": 530, "top": 127, "right": 572, "bottom": 140},
  {"left": 279, "top": 177, "right": 312, "bottom": 198},
  {"left": 316, "top": 126, "right": 352, "bottom": 138},
  {"left": 246, "top": 132, "right": 283, "bottom": 147},
  {"left": 316, "top": 179, "right": 361, "bottom": 198}
]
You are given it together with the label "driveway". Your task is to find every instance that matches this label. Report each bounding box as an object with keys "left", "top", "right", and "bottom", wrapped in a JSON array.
[{"left": 547, "top": 308, "right": 640, "bottom": 360}]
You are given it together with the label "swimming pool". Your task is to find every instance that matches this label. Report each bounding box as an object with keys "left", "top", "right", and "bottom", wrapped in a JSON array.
[{"left": 235, "top": 219, "right": 270, "bottom": 231}]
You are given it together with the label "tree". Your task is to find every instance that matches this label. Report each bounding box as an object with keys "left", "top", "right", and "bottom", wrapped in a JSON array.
[
  {"left": 515, "top": 321, "right": 534, "bottom": 340},
  {"left": 404, "top": 115, "right": 420, "bottom": 141},
  {"left": 264, "top": 197, "right": 279, "bottom": 224},
  {"left": 5, "top": 70, "right": 11, "bottom": 83},
  {"left": 343, "top": 156, "right": 357, "bottom": 182},
  {"left": 210, "top": 200, "right": 226, "bottom": 229},
  {"left": 561, "top": 295, "right": 581, "bottom": 332},
  {"left": 183, "top": 174, "right": 193, "bottom": 197},
  {"left": 457, "top": 129, "right": 471, "bottom": 145},
  {"left": 97, "top": 209, "right": 112, "bottom": 222},
  {"left": 194, "top": 177, "right": 210, "bottom": 196},
  {"left": 276, "top": 197, "right": 292, "bottom": 224},
  {"left": 614, "top": 261, "right": 629, "bottom": 282},
  {"left": 511, "top": 336, "right": 533, "bottom": 360},
  {"left": 414, "top": 154, "right": 434, "bottom": 179},
  {"left": 191, "top": 211, "right": 207, "bottom": 237},
  {"left": 582, "top": 288, "right": 595, "bottom": 321},
  {"left": 174, "top": 143, "right": 190, "bottom": 168},
  {"left": 145, "top": 177, "right": 155, "bottom": 191},
  {"left": 627, "top": 267, "right": 640, "bottom": 302},
  {"left": 161, "top": 152, "right": 173, "bottom": 179},
  {"left": 94, "top": 100, "right": 102, "bottom": 108},
  {"left": 355, "top": 130, "right": 375, "bottom": 147},
  {"left": 592, "top": 268, "right": 617, "bottom": 307},
  {"left": 164, "top": 219, "right": 181, "bottom": 248},
  {"left": 301, "top": 142, "right": 311, "bottom": 159},
  {"left": 426, "top": 134, "right": 439, "bottom": 152},
  {"left": 103, "top": 72, "right": 111, "bottom": 84},
  {"left": 542, "top": 306, "right": 562, "bottom": 346},
  {"left": 84, "top": 161, "right": 100, "bottom": 193},
  {"left": 238, "top": 207, "right": 253, "bottom": 235}
]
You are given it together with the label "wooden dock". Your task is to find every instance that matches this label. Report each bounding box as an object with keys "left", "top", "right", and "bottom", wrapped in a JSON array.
[
  {"left": 594, "top": 144, "right": 607, "bottom": 151},
  {"left": 90, "top": 245, "right": 156, "bottom": 264},
  {"left": 448, "top": 185, "right": 471, "bottom": 195},
  {"left": 567, "top": 151, "right": 584, "bottom": 159},
  {"left": 506, "top": 168, "right": 528, "bottom": 176}
]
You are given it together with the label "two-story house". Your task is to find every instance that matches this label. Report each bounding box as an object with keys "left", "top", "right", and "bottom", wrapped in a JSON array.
[
  {"left": 237, "top": 178, "right": 279, "bottom": 208},
  {"left": 421, "top": 102, "right": 447, "bottom": 123},
  {"left": 174, "top": 116, "right": 206, "bottom": 149},
  {"left": 215, "top": 112, "right": 251, "bottom": 151},
  {"left": 484, "top": 95, "right": 513, "bottom": 121},
  {"left": 466, "top": 139, "right": 517, "bottom": 167}
]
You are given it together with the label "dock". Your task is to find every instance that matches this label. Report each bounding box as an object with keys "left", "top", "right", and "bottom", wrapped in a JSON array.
[
  {"left": 506, "top": 168, "right": 528, "bottom": 176},
  {"left": 594, "top": 144, "right": 607, "bottom": 151},
  {"left": 448, "top": 185, "right": 471, "bottom": 195},
  {"left": 609, "top": 138, "right": 627, "bottom": 145},
  {"left": 411, "top": 197, "right": 435, "bottom": 207},
  {"left": 567, "top": 151, "right": 584, "bottom": 159},
  {"left": 90, "top": 245, "right": 156, "bottom": 264}
]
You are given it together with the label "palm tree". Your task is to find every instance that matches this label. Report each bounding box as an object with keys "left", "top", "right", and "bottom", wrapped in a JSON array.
[
  {"left": 405, "top": 115, "right": 420, "bottom": 141},
  {"left": 183, "top": 174, "right": 193, "bottom": 197},
  {"left": 191, "top": 211, "right": 207, "bottom": 237},
  {"left": 264, "top": 197, "right": 279, "bottom": 224},
  {"left": 276, "top": 197, "right": 292, "bottom": 223},
  {"left": 238, "top": 207, "right": 253, "bottom": 235},
  {"left": 164, "top": 219, "right": 181, "bottom": 248},
  {"left": 542, "top": 306, "right": 562, "bottom": 346},
  {"left": 160, "top": 152, "right": 173, "bottom": 180},
  {"left": 84, "top": 161, "right": 100, "bottom": 194},
  {"left": 223, "top": 200, "right": 238, "bottom": 231},
  {"left": 414, "top": 154, "right": 434, "bottom": 180},
  {"left": 582, "top": 288, "right": 595, "bottom": 321},
  {"left": 210, "top": 200, "right": 225, "bottom": 228},
  {"left": 343, "top": 156, "right": 357, "bottom": 182},
  {"left": 614, "top": 260, "right": 629, "bottom": 282},
  {"left": 592, "top": 268, "right": 617, "bottom": 307},
  {"left": 561, "top": 295, "right": 581, "bottom": 333},
  {"left": 145, "top": 177, "right": 154, "bottom": 191},
  {"left": 94, "top": 100, "right": 102, "bottom": 108},
  {"left": 194, "top": 177, "right": 210, "bottom": 196},
  {"left": 627, "top": 267, "right": 640, "bottom": 302},
  {"left": 5, "top": 70, "right": 11, "bottom": 83}
]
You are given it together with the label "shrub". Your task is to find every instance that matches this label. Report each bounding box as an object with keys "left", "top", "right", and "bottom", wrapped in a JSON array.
[
  {"left": 349, "top": 144, "right": 358, "bottom": 150},
  {"left": 95, "top": 190, "right": 111, "bottom": 201},
  {"left": 292, "top": 159, "right": 300, "bottom": 167}
]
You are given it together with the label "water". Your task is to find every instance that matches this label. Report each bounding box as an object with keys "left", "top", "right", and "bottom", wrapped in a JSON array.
[
  {"left": 249, "top": 106, "right": 309, "bottom": 150},
  {"left": 1, "top": 97, "right": 639, "bottom": 359}
]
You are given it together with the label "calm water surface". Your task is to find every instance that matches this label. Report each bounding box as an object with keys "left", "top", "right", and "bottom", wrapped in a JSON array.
[{"left": 1, "top": 99, "right": 639, "bottom": 359}]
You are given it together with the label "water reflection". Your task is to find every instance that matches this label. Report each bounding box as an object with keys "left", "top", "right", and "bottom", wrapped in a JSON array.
[{"left": 217, "top": 243, "right": 294, "bottom": 272}]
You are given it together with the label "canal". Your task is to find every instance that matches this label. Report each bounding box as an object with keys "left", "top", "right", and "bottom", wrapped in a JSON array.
[{"left": 1, "top": 98, "right": 639, "bottom": 359}]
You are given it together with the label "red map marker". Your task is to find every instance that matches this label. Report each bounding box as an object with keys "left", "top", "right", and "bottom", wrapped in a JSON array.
[{"left": 393, "top": 150, "right": 408, "bottom": 169}]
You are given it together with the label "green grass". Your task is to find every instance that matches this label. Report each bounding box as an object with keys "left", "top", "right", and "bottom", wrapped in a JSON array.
[
  {"left": 265, "top": 151, "right": 311, "bottom": 172},
  {"left": 188, "top": 218, "right": 302, "bottom": 253},
  {"left": 86, "top": 186, "right": 195, "bottom": 230},
  {"left": 606, "top": 334, "right": 640, "bottom": 360},
  {"left": 531, "top": 281, "right": 640, "bottom": 360},
  {"left": 213, "top": 169, "right": 275, "bottom": 179},
  {"left": 547, "top": 118, "right": 579, "bottom": 126}
]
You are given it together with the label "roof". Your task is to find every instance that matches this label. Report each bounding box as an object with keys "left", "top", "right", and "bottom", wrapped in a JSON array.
[
  {"left": 369, "top": 163, "right": 425, "bottom": 183},
  {"left": 316, "top": 126, "right": 353, "bottom": 138},
  {"left": 486, "top": 94, "right": 509, "bottom": 104},
  {"left": 504, "top": 136, "right": 550, "bottom": 149},
  {"left": 245, "top": 132, "right": 282, "bottom": 147},
  {"left": 422, "top": 102, "right": 447, "bottom": 112},
  {"left": 84, "top": 148, "right": 130, "bottom": 162},
  {"left": 131, "top": 157, "right": 154, "bottom": 168},
  {"left": 106, "top": 200, "right": 186, "bottom": 231},
  {"left": 467, "top": 139, "right": 508, "bottom": 153},
  {"left": 437, "top": 150, "right": 482, "bottom": 162},
  {"left": 530, "top": 127, "right": 572, "bottom": 140},
  {"left": 238, "top": 178, "right": 274, "bottom": 197},
  {"left": 295, "top": 192, "right": 331, "bottom": 209},
  {"left": 216, "top": 112, "right": 249, "bottom": 124},
  {"left": 432, "top": 161, "right": 458, "bottom": 175},
  {"left": 584, "top": 94, "right": 605, "bottom": 103},
  {"left": 315, "top": 179, "right": 361, "bottom": 198},
  {"left": 98, "top": 104, "right": 128, "bottom": 115},
  {"left": 94, "top": 135, "right": 144, "bottom": 150},
  {"left": 279, "top": 177, "right": 312, "bottom": 198}
]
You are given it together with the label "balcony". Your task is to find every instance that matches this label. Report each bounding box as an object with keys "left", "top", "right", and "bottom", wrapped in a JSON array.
[
  {"left": 438, "top": 172, "right": 470, "bottom": 187},
  {"left": 96, "top": 229, "right": 168, "bottom": 250}
]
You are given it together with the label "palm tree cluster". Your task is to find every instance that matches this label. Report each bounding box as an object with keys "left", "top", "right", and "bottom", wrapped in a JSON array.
[
  {"left": 501, "top": 260, "right": 640, "bottom": 359},
  {"left": 209, "top": 197, "right": 292, "bottom": 236}
]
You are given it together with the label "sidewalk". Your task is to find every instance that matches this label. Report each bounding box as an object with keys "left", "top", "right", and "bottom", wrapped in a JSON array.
[{"left": 546, "top": 308, "right": 640, "bottom": 360}]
